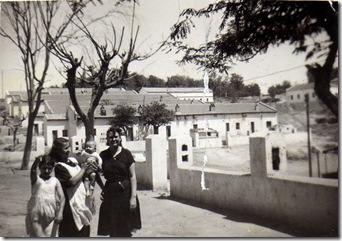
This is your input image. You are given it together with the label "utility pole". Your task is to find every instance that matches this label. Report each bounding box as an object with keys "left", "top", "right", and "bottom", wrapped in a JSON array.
[{"left": 305, "top": 93, "right": 312, "bottom": 177}]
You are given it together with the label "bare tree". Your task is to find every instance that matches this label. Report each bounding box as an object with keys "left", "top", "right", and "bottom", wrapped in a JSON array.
[
  {"left": 0, "top": 1, "right": 89, "bottom": 169},
  {"left": 48, "top": 1, "right": 162, "bottom": 142},
  {"left": 1, "top": 110, "right": 26, "bottom": 151}
]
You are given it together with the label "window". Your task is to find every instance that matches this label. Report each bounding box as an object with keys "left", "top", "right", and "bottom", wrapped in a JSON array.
[
  {"left": 166, "top": 126, "right": 171, "bottom": 137},
  {"left": 34, "top": 124, "right": 39, "bottom": 135},
  {"left": 226, "top": 123, "right": 230, "bottom": 132},
  {"left": 236, "top": 123, "right": 240, "bottom": 130},
  {"left": 297, "top": 94, "right": 300, "bottom": 99},
  {"left": 251, "top": 122, "right": 255, "bottom": 133},
  {"left": 62, "top": 129, "right": 68, "bottom": 137},
  {"left": 312, "top": 92, "right": 316, "bottom": 98},
  {"left": 290, "top": 95, "right": 293, "bottom": 100},
  {"left": 266, "top": 121, "right": 272, "bottom": 128}
]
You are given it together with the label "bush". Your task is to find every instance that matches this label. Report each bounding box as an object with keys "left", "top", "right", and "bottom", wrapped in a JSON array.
[
  {"left": 315, "top": 118, "right": 326, "bottom": 124},
  {"left": 315, "top": 117, "right": 338, "bottom": 124},
  {"left": 327, "top": 117, "right": 338, "bottom": 124}
]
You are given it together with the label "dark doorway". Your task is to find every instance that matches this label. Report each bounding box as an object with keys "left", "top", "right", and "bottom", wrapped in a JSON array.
[
  {"left": 52, "top": 130, "right": 58, "bottom": 142},
  {"left": 272, "top": 147, "right": 280, "bottom": 170},
  {"left": 127, "top": 127, "right": 134, "bottom": 141},
  {"left": 166, "top": 126, "right": 171, "bottom": 138}
]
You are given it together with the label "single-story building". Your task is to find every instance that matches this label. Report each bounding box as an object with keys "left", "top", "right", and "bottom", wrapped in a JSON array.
[
  {"left": 139, "top": 87, "right": 214, "bottom": 103},
  {"left": 285, "top": 78, "right": 338, "bottom": 104},
  {"left": 5, "top": 87, "right": 278, "bottom": 150}
]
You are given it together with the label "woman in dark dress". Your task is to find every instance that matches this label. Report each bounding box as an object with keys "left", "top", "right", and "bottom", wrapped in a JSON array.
[{"left": 97, "top": 127, "right": 141, "bottom": 237}]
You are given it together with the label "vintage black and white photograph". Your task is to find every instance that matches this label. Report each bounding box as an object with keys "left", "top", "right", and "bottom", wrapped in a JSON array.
[{"left": 0, "top": 0, "right": 338, "bottom": 238}]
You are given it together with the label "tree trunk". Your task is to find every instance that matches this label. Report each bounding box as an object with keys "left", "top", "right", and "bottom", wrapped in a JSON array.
[
  {"left": 21, "top": 116, "right": 35, "bottom": 170},
  {"left": 306, "top": 65, "right": 338, "bottom": 118},
  {"left": 12, "top": 128, "right": 18, "bottom": 151},
  {"left": 84, "top": 112, "right": 95, "bottom": 142}
]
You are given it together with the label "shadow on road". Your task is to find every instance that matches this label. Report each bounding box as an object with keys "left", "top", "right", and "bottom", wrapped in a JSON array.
[{"left": 155, "top": 194, "right": 337, "bottom": 238}]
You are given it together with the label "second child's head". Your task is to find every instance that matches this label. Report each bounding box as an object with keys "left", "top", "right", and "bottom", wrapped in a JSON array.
[
  {"left": 37, "top": 155, "right": 55, "bottom": 178},
  {"left": 85, "top": 141, "right": 96, "bottom": 154}
]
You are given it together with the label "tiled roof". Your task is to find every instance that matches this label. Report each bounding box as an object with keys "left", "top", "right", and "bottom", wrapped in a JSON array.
[
  {"left": 140, "top": 87, "right": 212, "bottom": 94},
  {"left": 286, "top": 83, "right": 314, "bottom": 92},
  {"left": 45, "top": 113, "right": 67, "bottom": 120},
  {"left": 287, "top": 80, "right": 339, "bottom": 92},
  {"left": 166, "top": 102, "right": 276, "bottom": 116},
  {"left": 44, "top": 100, "right": 70, "bottom": 114},
  {"left": 17, "top": 87, "right": 275, "bottom": 119},
  {"left": 6, "top": 91, "right": 28, "bottom": 102}
]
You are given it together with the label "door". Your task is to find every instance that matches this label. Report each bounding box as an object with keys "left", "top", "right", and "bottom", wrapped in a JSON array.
[
  {"left": 127, "top": 127, "right": 134, "bottom": 141},
  {"left": 52, "top": 130, "right": 58, "bottom": 142},
  {"left": 166, "top": 126, "right": 171, "bottom": 138}
]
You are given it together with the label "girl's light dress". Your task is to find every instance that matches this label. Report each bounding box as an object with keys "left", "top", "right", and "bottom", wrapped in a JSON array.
[{"left": 25, "top": 176, "right": 59, "bottom": 236}]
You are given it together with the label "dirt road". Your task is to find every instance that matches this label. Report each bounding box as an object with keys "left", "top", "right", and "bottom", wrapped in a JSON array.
[{"left": 0, "top": 157, "right": 294, "bottom": 238}]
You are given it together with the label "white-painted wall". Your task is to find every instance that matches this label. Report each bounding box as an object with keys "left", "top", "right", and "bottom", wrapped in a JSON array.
[
  {"left": 166, "top": 135, "right": 338, "bottom": 235},
  {"left": 286, "top": 85, "right": 338, "bottom": 104},
  {"left": 44, "top": 119, "right": 69, "bottom": 146}
]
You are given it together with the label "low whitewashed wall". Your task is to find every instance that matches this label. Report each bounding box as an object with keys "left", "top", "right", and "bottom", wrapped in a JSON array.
[
  {"left": 226, "top": 133, "right": 249, "bottom": 147},
  {"left": 124, "top": 140, "right": 145, "bottom": 152},
  {"left": 168, "top": 134, "right": 338, "bottom": 236},
  {"left": 284, "top": 132, "right": 308, "bottom": 145},
  {"left": 196, "top": 138, "right": 222, "bottom": 148}
]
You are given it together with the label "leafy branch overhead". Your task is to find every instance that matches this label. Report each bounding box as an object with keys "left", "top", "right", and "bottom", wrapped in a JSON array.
[{"left": 169, "top": 0, "right": 338, "bottom": 117}]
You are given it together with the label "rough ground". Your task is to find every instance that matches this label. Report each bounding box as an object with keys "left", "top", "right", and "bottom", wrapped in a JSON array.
[
  {"left": 0, "top": 101, "right": 338, "bottom": 237},
  {"left": 0, "top": 144, "right": 338, "bottom": 238},
  {"left": 0, "top": 157, "right": 294, "bottom": 238}
]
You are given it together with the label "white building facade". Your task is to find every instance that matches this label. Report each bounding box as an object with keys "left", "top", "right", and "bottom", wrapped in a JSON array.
[{"left": 286, "top": 80, "right": 338, "bottom": 104}]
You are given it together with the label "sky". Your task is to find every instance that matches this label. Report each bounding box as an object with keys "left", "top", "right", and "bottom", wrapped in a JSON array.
[{"left": 0, "top": 0, "right": 335, "bottom": 98}]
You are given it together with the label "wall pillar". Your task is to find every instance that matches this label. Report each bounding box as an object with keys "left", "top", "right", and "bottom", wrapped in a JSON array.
[
  {"left": 70, "top": 136, "right": 83, "bottom": 153},
  {"left": 36, "top": 136, "right": 45, "bottom": 155},
  {"left": 145, "top": 135, "right": 168, "bottom": 192},
  {"left": 168, "top": 135, "right": 193, "bottom": 195},
  {"left": 249, "top": 133, "right": 268, "bottom": 178},
  {"left": 168, "top": 135, "right": 193, "bottom": 168},
  {"left": 249, "top": 131, "right": 287, "bottom": 177}
]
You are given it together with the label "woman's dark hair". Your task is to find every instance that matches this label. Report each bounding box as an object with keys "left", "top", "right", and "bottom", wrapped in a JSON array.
[
  {"left": 106, "top": 127, "right": 122, "bottom": 137},
  {"left": 106, "top": 127, "right": 123, "bottom": 146},
  {"left": 37, "top": 155, "right": 55, "bottom": 169},
  {"left": 49, "top": 137, "right": 69, "bottom": 162}
]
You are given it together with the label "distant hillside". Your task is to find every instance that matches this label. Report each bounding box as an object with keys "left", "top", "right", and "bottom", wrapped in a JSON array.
[{"left": 276, "top": 101, "right": 338, "bottom": 150}]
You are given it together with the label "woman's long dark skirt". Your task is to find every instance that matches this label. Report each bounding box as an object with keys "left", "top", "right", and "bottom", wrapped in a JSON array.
[
  {"left": 59, "top": 195, "right": 90, "bottom": 237},
  {"left": 98, "top": 181, "right": 141, "bottom": 237}
]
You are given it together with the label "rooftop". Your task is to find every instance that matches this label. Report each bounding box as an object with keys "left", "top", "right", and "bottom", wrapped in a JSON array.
[{"left": 140, "top": 87, "right": 212, "bottom": 94}]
